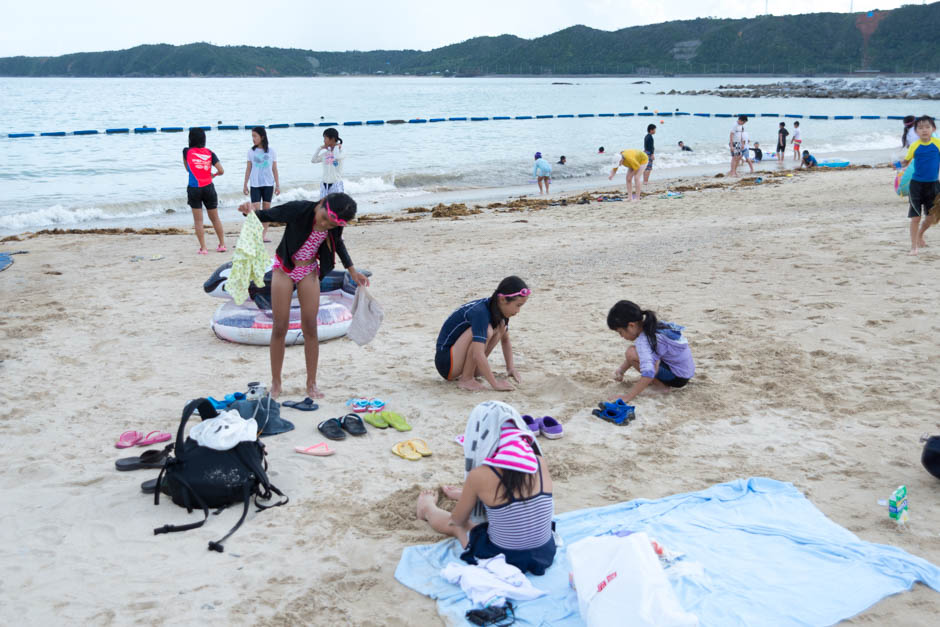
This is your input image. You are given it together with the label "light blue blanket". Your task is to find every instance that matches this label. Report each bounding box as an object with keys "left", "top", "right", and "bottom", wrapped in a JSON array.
[{"left": 394, "top": 477, "right": 940, "bottom": 626}]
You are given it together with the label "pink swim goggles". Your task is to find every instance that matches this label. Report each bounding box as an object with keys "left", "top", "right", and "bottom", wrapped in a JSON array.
[
  {"left": 325, "top": 200, "right": 348, "bottom": 226},
  {"left": 500, "top": 288, "right": 532, "bottom": 299}
]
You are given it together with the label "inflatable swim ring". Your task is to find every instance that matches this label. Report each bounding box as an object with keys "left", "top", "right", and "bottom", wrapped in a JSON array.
[
  {"left": 895, "top": 166, "right": 913, "bottom": 197},
  {"left": 819, "top": 159, "right": 849, "bottom": 168},
  {"left": 204, "top": 261, "right": 369, "bottom": 345},
  {"left": 211, "top": 296, "right": 352, "bottom": 345}
]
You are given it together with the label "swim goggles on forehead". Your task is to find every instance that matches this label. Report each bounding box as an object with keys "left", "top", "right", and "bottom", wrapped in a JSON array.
[
  {"left": 500, "top": 288, "right": 532, "bottom": 299},
  {"left": 324, "top": 201, "right": 348, "bottom": 226}
]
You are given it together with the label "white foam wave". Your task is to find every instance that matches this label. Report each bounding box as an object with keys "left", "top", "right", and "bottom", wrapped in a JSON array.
[
  {"left": 344, "top": 176, "right": 397, "bottom": 194},
  {"left": 0, "top": 203, "right": 169, "bottom": 231}
]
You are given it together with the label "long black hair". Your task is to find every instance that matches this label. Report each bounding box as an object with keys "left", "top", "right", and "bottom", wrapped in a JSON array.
[
  {"left": 607, "top": 300, "right": 661, "bottom": 351},
  {"left": 323, "top": 127, "right": 343, "bottom": 145},
  {"left": 489, "top": 275, "right": 528, "bottom": 329},
  {"left": 251, "top": 126, "right": 269, "bottom": 152},
  {"left": 321, "top": 192, "right": 357, "bottom": 222},
  {"left": 495, "top": 465, "right": 537, "bottom": 502},
  {"left": 188, "top": 127, "right": 206, "bottom": 148},
  {"left": 902, "top": 115, "right": 915, "bottom": 147}
]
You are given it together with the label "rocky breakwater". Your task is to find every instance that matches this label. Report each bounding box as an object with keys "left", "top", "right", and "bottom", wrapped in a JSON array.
[{"left": 661, "top": 77, "right": 939, "bottom": 100}]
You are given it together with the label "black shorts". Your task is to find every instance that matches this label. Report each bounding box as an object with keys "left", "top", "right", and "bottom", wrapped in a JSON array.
[
  {"left": 187, "top": 184, "right": 218, "bottom": 210},
  {"left": 908, "top": 180, "right": 939, "bottom": 218},
  {"left": 250, "top": 186, "right": 274, "bottom": 203},
  {"left": 776, "top": 144, "right": 785, "bottom": 153},
  {"left": 644, "top": 152, "right": 654, "bottom": 171},
  {"left": 434, "top": 347, "right": 453, "bottom": 380},
  {"left": 655, "top": 362, "right": 691, "bottom": 388}
]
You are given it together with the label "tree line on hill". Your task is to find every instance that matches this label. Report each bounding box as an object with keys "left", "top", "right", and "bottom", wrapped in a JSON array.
[{"left": 1, "top": 3, "right": 937, "bottom": 77}]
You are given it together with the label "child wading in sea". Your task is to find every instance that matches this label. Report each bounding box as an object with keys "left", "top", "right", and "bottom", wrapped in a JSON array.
[
  {"left": 532, "top": 152, "right": 552, "bottom": 194},
  {"left": 608, "top": 149, "right": 648, "bottom": 200},
  {"left": 776, "top": 122, "right": 789, "bottom": 165},
  {"left": 183, "top": 128, "right": 226, "bottom": 254},
  {"left": 237, "top": 193, "right": 370, "bottom": 399},
  {"left": 791, "top": 121, "right": 802, "bottom": 162},
  {"left": 435, "top": 276, "right": 529, "bottom": 392},
  {"left": 900, "top": 115, "right": 940, "bottom": 255},
  {"left": 243, "top": 126, "right": 280, "bottom": 243},
  {"left": 312, "top": 128, "right": 345, "bottom": 198},
  {"left": 607, "top": 300, "right": 695, "bottom": 403}
]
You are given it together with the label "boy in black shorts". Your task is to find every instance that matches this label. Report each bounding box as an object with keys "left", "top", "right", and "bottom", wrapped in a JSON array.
[
  {"left": 776, "top": 122, "right": 788, "bottom": 165},
  {"left": 643, "top": 124, "right": 656, "bottom": 184},
  {"left": 901, "top": 115, "right": 940, "bottom": 255}
]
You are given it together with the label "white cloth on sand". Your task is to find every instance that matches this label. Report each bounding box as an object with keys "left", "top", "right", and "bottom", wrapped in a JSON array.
[{"left": 441, "top": 554, "right": 546, "bottom": 608}]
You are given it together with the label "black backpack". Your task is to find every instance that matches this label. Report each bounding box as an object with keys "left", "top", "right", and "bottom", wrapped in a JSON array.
[
  {"left": 923, "top": 434, "right": 940, "bottom": 480},
  {"left": 153, "top": 398, "right": 288, "bottom": 552}
]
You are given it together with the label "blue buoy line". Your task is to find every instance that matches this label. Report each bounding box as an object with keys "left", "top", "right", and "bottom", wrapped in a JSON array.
[{"left": 6, "top": 111, "right": 928, "bottom": 139}]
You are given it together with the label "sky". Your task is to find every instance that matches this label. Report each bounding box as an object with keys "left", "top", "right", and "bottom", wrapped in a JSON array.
[{"left": 0, "top": 0, "right": 919, "bottom": 57}]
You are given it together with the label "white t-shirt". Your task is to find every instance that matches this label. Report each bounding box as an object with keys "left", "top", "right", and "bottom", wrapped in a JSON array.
[
  {"left": 247, "top": 147, "right": 277, "bottom": 187},
  {"left": 730, "top": 124, "right": 744, "bottom": 147},
  {"left": 740, "top": 130, "right": 750, "bottom": 150},
  {"left": 793, "top": 128, "right": 802, "bottom": 142},
  {"left": 905, "top": 127, "right": 919, "bottom": 148}
]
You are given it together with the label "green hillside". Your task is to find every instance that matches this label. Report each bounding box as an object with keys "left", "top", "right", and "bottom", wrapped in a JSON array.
[{"left": 1, "top": 3, "right": 937, "bottom": 77}]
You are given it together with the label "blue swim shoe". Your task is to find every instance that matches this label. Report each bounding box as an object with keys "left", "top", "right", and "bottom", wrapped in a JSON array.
[{"left": 592, "top": 401, "right": 636, "bottom": 426}]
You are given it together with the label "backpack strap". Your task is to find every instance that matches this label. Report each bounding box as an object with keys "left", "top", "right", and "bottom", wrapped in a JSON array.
[
  {"left": 207, "top": 482, "right": 253, "bottom": 553},
  {"left": 174, "top": 398, "right": 219, "bottom": 462},
  {"left": 153, "top": 473, "right": 210, "bottom": 535}
]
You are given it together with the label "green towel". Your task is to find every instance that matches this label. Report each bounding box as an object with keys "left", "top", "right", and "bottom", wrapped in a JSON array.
[{"left": 228, "top": 212, "right": 268, "bottom": 305}]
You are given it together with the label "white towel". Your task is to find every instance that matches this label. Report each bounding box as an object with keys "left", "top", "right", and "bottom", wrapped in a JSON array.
[
  {"left": 441, "top": 554, "right": 546, "bottom": 608},
  {"left": 346, "top": 286, "right": 384, "bottom": 346}
]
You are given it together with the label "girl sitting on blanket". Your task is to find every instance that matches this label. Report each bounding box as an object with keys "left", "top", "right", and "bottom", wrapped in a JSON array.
[
  {"left": 416, "top": 401, "right": 556, "bottom": 575},
  {"left": 434, "top": 276, "right": 529, "bottom": 392},
  {"left": 607, "top": 300, "right": 695, "bottom": 403},
  {"left": 236, "top": 193, "right": 370, "bottom": 400}
]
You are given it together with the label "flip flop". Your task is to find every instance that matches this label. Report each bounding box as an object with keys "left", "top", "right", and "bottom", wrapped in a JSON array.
[
  {"left": 318, "top": 418, "right": 346, "bottom": 441},
  {"left": 216, "top": 245, "right": 227, "bottom": 253},
  {"left": 340, "top": 414, "right": 367, "bottom": 436},
  {"left": 392, "top": 441, "right": 421, "bottom": 461},
  {"left": 362, "top": 412, "right": 389, "bottom": 429},
  {"left": 539, "top": 416, "right": 564, "bottom": 439},
  {"left": 367, "top": 398, "right": 386, "bottom": 412},
  {"left": 379, "top": 411, "right": 411, "bottom": 432},
  {"left": 140, "top": 477, "right": 169, "bottom": 495},
  {"left": 116, "top": 430, "right": 143, "bottom": 449},
  {"left": 197, "top": 249, "right": 208, "bottom": 255},
  {"left": 408, "top": 438, "right": 432, "bottom": 457},
  {"left": 137, "top": 431, "right": 172, "bottom": 446},
  {"left": 294, "top": 442, "right": 335, "bottom": 456},
  {"left": 282, "top": 398, "right": 319, "bottom": 412},
  {"left": 115, "top": 444, "right": 173, "bottom": 471}
]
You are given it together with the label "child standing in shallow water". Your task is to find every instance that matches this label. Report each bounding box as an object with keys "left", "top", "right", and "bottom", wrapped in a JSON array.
[
  {"left": 312, "top": 128, "right": 345, "bottom": 198},
  {"left": 607, "top": 300, "right": 695, "bottom": 403},
  {"left": 532, "top": 152, "right": 552, "bottom": 194}
]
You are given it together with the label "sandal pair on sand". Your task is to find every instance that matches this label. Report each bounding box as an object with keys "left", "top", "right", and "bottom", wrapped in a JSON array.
[
  {"left": 521, "top": 415, "right": 564, "bottom": 439},
  {"left": 392, "top": 439, "right": 432, "bottom": 461},
  {"left": 317, "top": 414, "right": 367, "bottom": 440},
  {"left": 346, "top": 397, "right": 386, "bottom": 413},
  {"left": 592, "top": 400, "right": 636, "bottom": 426},
  {"left": 362, "top": 410, "right": 411, "bottom": 431},
  {"left": 115, "top": 430, "right": 172, "bottom": 448}
]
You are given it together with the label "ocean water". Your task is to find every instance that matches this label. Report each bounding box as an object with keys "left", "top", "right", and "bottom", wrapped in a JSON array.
[{"left": 0, "top": 76, "right": 934, "bottom": 234}]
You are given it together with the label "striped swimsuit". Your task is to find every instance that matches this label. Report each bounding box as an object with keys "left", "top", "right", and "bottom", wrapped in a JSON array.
[
  {"left": 273, "top": 229, "right": 327, "bottom": 283},
  {"left": 484, "top": 461, "right": 554, "bottom": 550}
]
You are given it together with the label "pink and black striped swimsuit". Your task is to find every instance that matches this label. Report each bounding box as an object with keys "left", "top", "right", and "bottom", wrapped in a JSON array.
[{"left": 273, "top": 229, "right": 327, "bottom": 283}]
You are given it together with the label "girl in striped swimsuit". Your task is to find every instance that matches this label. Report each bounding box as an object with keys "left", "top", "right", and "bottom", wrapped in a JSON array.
[
  {"left": 237, "top": 193, "right": 370, "bottom": 400},
  {"left": 416, "top": 420, "right": 556, "bottom": 575}
]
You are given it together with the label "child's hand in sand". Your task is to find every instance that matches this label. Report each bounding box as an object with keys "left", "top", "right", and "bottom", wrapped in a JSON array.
[
  {"left": 508, "top": 368, "right": 522, "bottom": 383},
  {"left": 492, "top": 378, "right": 514, "bottom": 392},
  {"left": 612, "top": 368, "right": 625, "bottom": 382}
]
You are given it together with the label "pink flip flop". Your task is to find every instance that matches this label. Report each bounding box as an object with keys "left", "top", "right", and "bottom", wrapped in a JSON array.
[
  {"left": 197, "top": 249, "right": 208, "bottom": 255},
  {"left": 137, "top": 431, "right": 172, "bottom": 446},
  {"left": 294, "top": 442, "right": 335, "bottom": 457},
  {"left": 116, "top": 430, "right": 143, "bottom": 448},
  {"left": 216, "top": 245, "right": 227, "bottom": 253}
]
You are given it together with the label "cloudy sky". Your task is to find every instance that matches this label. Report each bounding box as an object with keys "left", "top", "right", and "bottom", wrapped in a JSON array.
[{"left": 1, "top": 0, "right": 915, "bottom": 57}]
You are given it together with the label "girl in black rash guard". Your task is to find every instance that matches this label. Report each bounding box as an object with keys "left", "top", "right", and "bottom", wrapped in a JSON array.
[{"left": 237, "top": 193, "right": 369, "bottom": 400}]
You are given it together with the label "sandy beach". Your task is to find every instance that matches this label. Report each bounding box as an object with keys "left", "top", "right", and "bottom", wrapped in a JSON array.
[{"left": 2, "top": 166, "right": 939, "bottom": 625}]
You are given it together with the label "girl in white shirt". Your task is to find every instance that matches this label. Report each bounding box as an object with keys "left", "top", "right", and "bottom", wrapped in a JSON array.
[
  {"left": 243, "top": 126, "right": 280, "bottom": 242},
  {"left": 312, "top": 128, "right": 345, "bottom": 198}
]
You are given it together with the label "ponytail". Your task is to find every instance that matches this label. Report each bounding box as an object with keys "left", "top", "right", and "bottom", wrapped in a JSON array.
[
  {"left": 640, "top": 309, "right": 659, "bottom": 351},
  {"left": 323, "top": 127, "right": 342, "bottom": 145}
]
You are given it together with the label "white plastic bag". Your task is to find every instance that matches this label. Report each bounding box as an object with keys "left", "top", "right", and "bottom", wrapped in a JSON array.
[
  {"left": 346, "top": 286, "right": 384, "bottom": 346},
  {"left": 189, "top": 410, "right": 258, "bottom": 451},
  {"left": 568, "top": 533, "right": 698, "bottom": 627}
]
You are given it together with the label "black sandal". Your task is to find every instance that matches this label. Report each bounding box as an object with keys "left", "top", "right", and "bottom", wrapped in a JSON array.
[
  {"left": 340, "top": 413, "right": 367, "bottom": 436},
  {"left": 318, "top": 418, "right": 347, "bottom": 441},
  {"left": 115, "top": 444, "right": 173, "bottom": 471}
]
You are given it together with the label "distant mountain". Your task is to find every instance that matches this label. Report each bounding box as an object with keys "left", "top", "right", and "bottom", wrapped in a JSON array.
[{"left": 1, "top": 3, "right": 937, "bottom": 77}]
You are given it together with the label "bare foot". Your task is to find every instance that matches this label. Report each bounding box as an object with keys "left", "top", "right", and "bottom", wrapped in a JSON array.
[
  {"left": 909, "top": 248, "right": 919, "bottom": 256},
  {"left": 416, "top": 490, "right": 437, "bottom": 521},
  {"left": 457, "top": 378, "right": 485, "bottom": 391},
  {"left": 441, "top": 485, "right": 463, "bottom": 500},
  {"left": 918, "top": 239, "right": 927, "bottom": 248},
  {"left": 307, "top": 383, "right": 325, "bottom": 399},
  {"left": 269, "top": 381, "right": 282, "bottom": 399}
]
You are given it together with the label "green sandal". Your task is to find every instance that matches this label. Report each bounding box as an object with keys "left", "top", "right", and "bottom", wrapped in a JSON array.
[
  {"left": 363, "top": 412, "right": 389, "bottom": 429},
  {"left": 380, "top": 411, "right": 412, "bottom": 432}
]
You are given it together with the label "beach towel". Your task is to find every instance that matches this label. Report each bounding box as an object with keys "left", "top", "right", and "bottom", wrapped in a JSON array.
[
  {"left": 227, "top": 212, "right": 268, "bottom": 305},
  {"left": 346, "top": 285, "right": 384, "bottom": 346},
  {"left": 462, "top": 401, "right": 542, "bottom": 523},
  {"left": 395, "top": 477, "right": 940, "bottom": 626}
]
